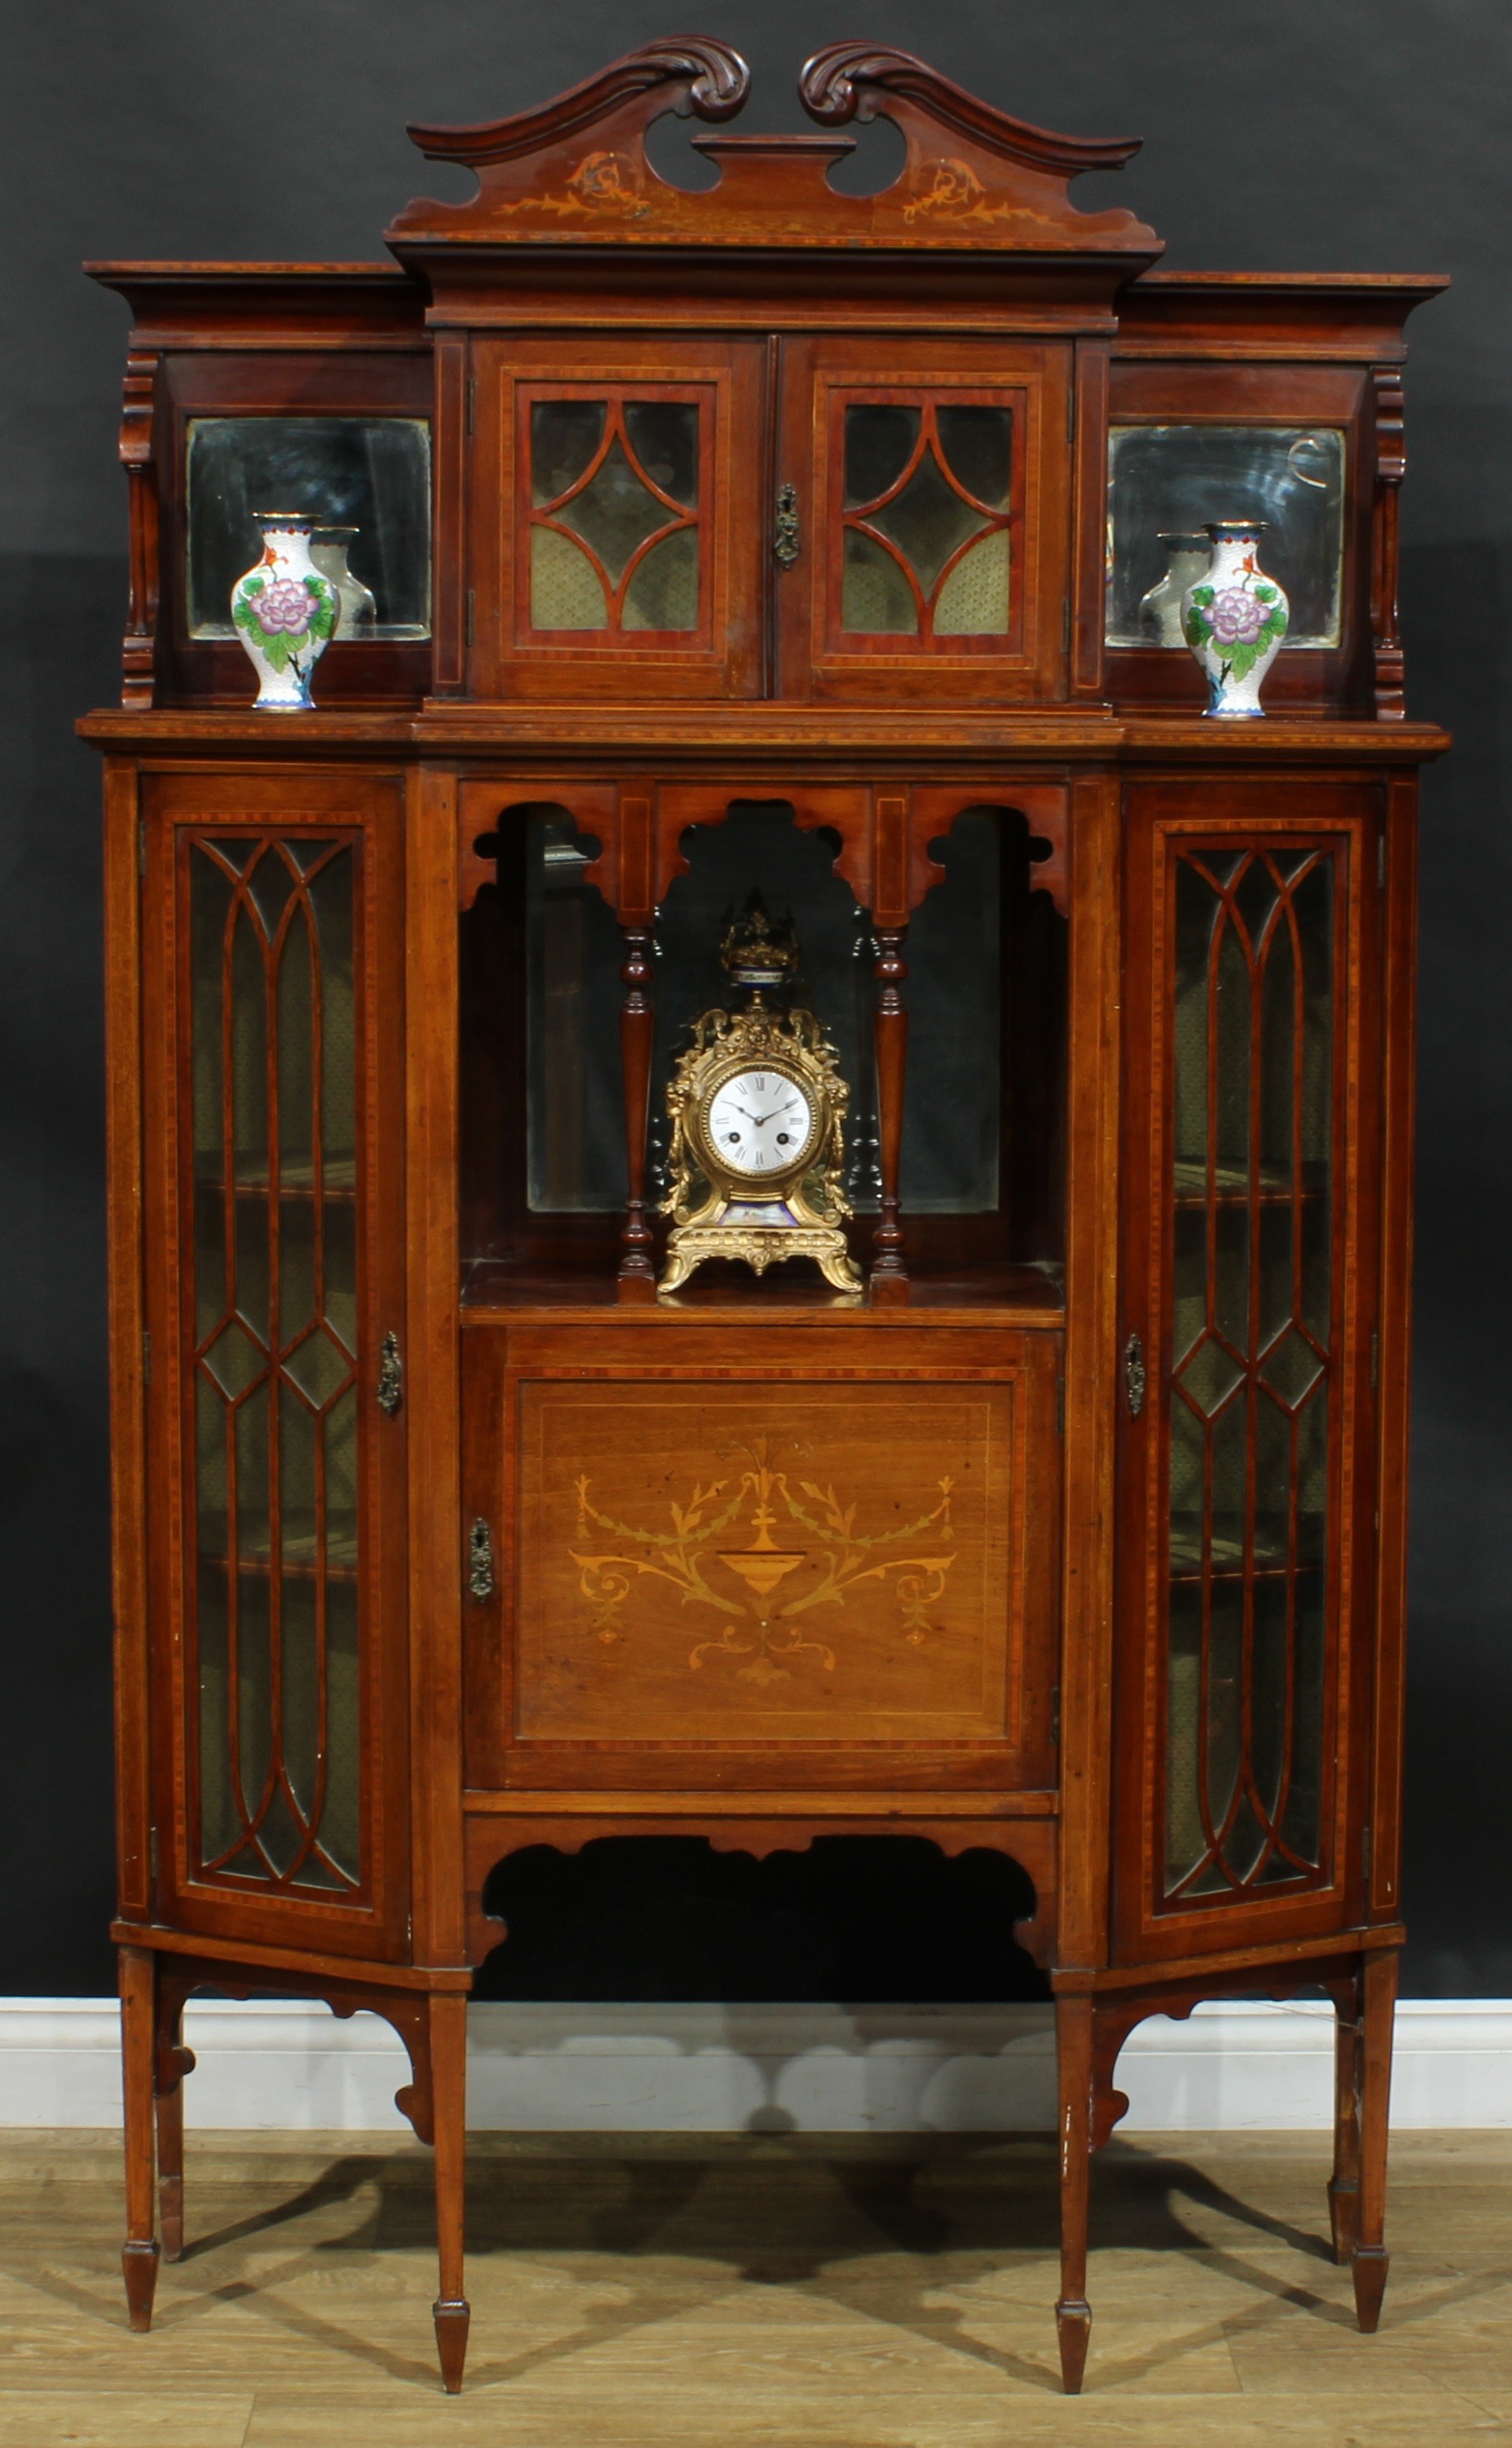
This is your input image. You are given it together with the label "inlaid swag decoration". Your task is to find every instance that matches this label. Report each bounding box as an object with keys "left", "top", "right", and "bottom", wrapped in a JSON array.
[
  {"left": 187, "top": 832, "right": 364, "bottom": 1895},
  {"left": 570, "top": 1438, "right": 956, "bottom": 1686},
  {"left": 529, "top": 394, "right": 702, "bottom": 634},
  {"left": 1164, "top": 842, "right": 1336, "bottom": 1904}
]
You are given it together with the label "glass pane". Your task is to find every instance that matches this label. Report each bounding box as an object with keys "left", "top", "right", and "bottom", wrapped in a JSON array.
[
  {"left": 622, "top": 527, "right": 699, "bottom": 631},
  {"left": 844, "top": 405, "right": 920, "bottom": 507},
  {"left": 935, "top": 406, "right": 1012, "bottom": 508},
  {"left": 624, "top": 402, "right": 699, "bottom": 507},
  {"left": 530, "top": 400, "right": 700, "bottom": 636},
  {"left": 1163, "top": 847, "right": 1335, "bottom": 1902},
  {"left": 864, "top": 451, "right": 988, "bottom": 598},
  {"left": 1106, "top": 424, "right": 1346, "bottom": 648},
  {"left": 525, "top": 813, "right": 627, "bottom": 1213},
  {"left": 934, "top": 528, "right": 1010, "bottom": 635},
  {"left": 189, "top": 835, "right": 364, "bottom": 1893},
  {"left": 531, "top": 401, "right": 606, "bottom": 505},
  {"left": 531, "top": 526, "right": 608, "bottom": 631},
  {"left": 843, "top": 404, "right": 1012, "bottom": 639},
  {"left": 186, "top": 418, "right": 431, "bottom": 639},
  {"left": 842, "top": 528, "right": 918, "bottom": 634},
  {"left": 556, "top": 433, "right": 675, "bottom": 586},
  {"left": 900, "top": 811, "right": 1000, "bottom": 1212}
]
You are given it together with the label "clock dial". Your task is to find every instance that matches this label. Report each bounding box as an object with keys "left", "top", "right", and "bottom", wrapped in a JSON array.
[{"left": 706, "top": 1068, "right": 815, "bottom": 1179}]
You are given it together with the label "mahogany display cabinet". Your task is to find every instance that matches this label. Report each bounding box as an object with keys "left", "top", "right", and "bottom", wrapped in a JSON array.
[{"left": 83, "top": 38, "right": 1449, "bottom": 2395}]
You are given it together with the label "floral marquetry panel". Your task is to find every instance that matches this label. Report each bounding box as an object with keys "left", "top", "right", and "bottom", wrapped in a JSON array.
[{"left": 478, "top": 1346, "right": 1061, "bottom": 1780}]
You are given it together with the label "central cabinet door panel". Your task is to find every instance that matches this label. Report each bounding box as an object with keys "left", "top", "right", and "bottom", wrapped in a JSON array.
[
  {"left": 775, "top": 337, "right": 1070, "bottom": 703},
  {"left": 470, "top": 335, "right": 766, "bottom": 699},
  {"left": 462, "top": 1324, "right": 1061, "bottom": 1793}
]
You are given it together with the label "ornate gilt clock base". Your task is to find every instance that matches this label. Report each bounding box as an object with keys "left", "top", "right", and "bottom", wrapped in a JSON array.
[{"left": 659, "top": 1216, "right": 862, "bottom": 1296}]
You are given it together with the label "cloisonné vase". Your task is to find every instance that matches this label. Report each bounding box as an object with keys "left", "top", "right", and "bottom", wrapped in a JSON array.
[
  {"left": 231, "top": 515, "right": 339, "bottom": 710},
  {"left": 1181, "top": 520, "right": 1290, "bottom": 717}
]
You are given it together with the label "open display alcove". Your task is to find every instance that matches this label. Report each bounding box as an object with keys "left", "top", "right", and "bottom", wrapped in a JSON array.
[{"left": 84, "top": 35, "right": 1446, "bottom": 2399}]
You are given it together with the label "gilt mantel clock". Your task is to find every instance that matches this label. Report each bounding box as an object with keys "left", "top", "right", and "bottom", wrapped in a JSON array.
[{"left": 84, "top": 36, "right": 1447, "bottom": 2396}]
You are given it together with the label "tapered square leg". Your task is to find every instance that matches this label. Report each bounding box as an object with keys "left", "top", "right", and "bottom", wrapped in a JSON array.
[
  {"left": 1054, "top": 1993, "right": 1094, "bottom": 2393},
  {"left": 119, "top": 1947, "right": 159, "bottom": 2330},
  {"left": 1352, "top": 1948, "right": 1398, "bottom": 2332},
  {"left": 429, "top": 1993, "right": 470, "bottom": 2392},
  {"left": 1327, "top": 1972, "right": 1363, "bottom": 2265},
  {"left": 155, "top": 2081, "right": 184, "bottom": 2263}
]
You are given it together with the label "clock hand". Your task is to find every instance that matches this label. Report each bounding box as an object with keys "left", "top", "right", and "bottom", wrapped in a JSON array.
[{"left": 752, "top": 1098, "right": 803, "bottom": 1127}]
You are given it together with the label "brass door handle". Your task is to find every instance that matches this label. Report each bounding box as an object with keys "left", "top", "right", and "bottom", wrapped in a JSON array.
[
  {"left": 376, "top": 1330, "right": 403, "bottom": 1417},
  {"left": 469, "top": 1518, "right": 496, "bottom": 1603},
  {"left": 774, "top": 482, "right": 800, "bottom": 566},
  {"left": 1125, "top": 1331, "right": 1146, "bottom": 1418}
]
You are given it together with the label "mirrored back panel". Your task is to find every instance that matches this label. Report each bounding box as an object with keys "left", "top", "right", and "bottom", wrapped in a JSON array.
[{"left": 1107, "top": 425, "right": 1346, "bottom": 650}]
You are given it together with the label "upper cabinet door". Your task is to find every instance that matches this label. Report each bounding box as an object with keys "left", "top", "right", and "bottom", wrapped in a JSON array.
[
  {"left": 775, "top": 338, "right": 1070, "bottom": 703},
  {"left": 469, "top": 335, "right": 766, "bottom": 699}
]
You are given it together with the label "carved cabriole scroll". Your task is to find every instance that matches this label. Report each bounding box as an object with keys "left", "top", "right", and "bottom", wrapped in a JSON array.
[
  {"left": 119, "top": 348, "right": 159, "bottom": 708},
  {"left": 1371, "top": 366, "right": 1407, "bottom": 719},
  {"left": 388, "top": 38, "right": 1160, "bottom": 263}
]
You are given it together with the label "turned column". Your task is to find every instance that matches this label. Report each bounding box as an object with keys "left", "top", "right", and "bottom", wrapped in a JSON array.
[
  {"left": 617, "top": 921, "right": 657, "bottom": 1300},
  {"left": 869, "top": 923, "right": 909, "bottom": 1302}
]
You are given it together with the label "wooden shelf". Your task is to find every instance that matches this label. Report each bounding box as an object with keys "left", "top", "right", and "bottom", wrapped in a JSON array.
[{"left": 460, "top": 1256, "right": 1064, "bottom": 1326}]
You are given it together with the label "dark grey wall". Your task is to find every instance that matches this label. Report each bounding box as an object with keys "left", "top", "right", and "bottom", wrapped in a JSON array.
[{"left": 4, "top": 0, "right": 1506, "bottom": 1997}]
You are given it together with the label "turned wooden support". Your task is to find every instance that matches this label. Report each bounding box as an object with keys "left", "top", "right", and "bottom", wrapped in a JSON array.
[
  {"left": 870, "top": 923, "right": 909, "bottom": 1303},
  {"left": 617, "top": 922, "right": 657, "bottom": 1301}
]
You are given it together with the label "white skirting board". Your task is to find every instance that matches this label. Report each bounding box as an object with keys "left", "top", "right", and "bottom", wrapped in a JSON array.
[{"left": 2, "top": 1998, "right": 1510, "bottom": 2131}]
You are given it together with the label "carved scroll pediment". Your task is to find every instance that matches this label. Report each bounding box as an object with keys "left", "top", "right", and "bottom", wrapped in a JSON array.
[{"left": 386, "top": 35, "right": 1160, "bottom": 258}]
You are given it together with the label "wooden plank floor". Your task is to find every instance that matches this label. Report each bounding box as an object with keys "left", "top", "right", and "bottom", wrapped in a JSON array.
[{"left": 2, "top": 2128, "right": 1510, "bottom": 2443}]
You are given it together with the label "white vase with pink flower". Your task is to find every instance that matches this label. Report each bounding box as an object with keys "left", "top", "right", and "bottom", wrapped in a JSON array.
[
  {"left": 230, "top": 515, "right": 339, "bottom": 710},
  {"left": 1181, "top": 521, "right": 1290, "bottom": 717}
]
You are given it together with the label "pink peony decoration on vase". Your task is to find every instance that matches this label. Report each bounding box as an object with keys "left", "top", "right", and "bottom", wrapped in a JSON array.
[
  {"left": 251, "top": 577, "right": 317, "bottom": 638},
  {"left": 230, "top": 517, "right": 339, "bottom": 710},
  {"left": 1180, "top": 523, "right": 1290, "bottom": 717},
  {"left": 1205, "top": 586, "right": 1267, "bottom": 648}
]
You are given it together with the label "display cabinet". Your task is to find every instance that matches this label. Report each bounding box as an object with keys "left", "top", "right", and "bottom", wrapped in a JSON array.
[{"left": 85, "top": 39, "right": 1447, "bottom": 2396}]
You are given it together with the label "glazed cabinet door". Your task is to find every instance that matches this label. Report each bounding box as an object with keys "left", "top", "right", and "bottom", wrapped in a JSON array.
[
  {"left": 774, "top": 336, "right": 1070, "bottom": 703},
  {"left": 1115, "top": 780, "right": 1383, "bottom": 1963},
  {"left": 140, "top": 770, "right": 409, "bottom": 1960},
  {"left": 467, "top": 335, "right": 766, "bottom": 699}
]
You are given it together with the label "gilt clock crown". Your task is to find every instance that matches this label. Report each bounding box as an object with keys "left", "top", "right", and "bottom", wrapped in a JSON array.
[{"left": 720, "top": 892, "right": 801, "bottom": 995}]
